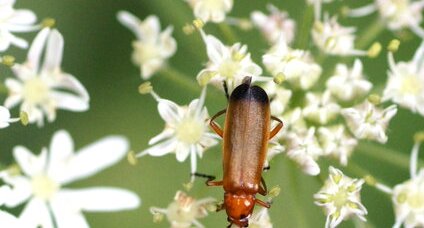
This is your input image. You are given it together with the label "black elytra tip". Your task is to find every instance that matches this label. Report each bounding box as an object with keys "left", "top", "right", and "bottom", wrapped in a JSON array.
[{"left": 230, "top": 76, "right": 269, "bottom": 103}]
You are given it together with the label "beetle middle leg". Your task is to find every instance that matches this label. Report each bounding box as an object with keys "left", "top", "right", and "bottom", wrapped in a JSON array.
[
  {"left": 209, "top": 109, "right": 226, "bottom": 138},
  {"left": 193, "top": 172, "right": 223, "bottom": 186},
  {"left": 269, "top": 116, "right": 284, "bottom": 140},
  {"left": 258, "top": 177, "right": 268, "bottom": 196}
]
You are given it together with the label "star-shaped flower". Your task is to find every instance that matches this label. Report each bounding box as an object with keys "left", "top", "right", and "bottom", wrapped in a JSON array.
[
  {"left": 150, "top": 191, "right": 216, "bottom": 228},
  {"left": 262, "top": 37, "right": 321, "bottom": 90},
  {"left": 4, "top": 28, "right": 89, "bottom": 126},
  {"left": 341, "top": 100, "right": 397, "bottom": 143},
  {"left": 0, "top": 185, "right": 23, "bottom": 228},
  {"left": 137, "top": 87, "right": 218, "bottom": 181},
  {"left": 251, "top": 4, "right": 296, "bottom": 44},
  {"left": 0, "top": 0, "right": 37, "bottom": 52},
  {"left": 197, "top": 32, "right": 263, "bottom": 92},
  {"left": 185, "top": 0, "right": 233, "bottom": 23},
  {"left": 117, "top": 11, "right": 177, "bottom": 79},
  {"left": 0, "top": 130, "right": 140, "bottom": 228},
  {"left": 314, "top": 166, "right": 367, "bottom": 228},
  {"left": 383, "top": 42, "right": 424, "bottom": 116},
  {"left": 326, "top": 59, "right": 372, "bottom": 102}
]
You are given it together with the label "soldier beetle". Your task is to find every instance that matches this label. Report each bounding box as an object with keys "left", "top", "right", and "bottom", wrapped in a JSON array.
[{"left": 196, "top": 76, "right": 283, "bottom": 227}]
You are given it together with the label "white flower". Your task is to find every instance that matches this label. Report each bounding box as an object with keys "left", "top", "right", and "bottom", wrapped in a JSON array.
[
  {"left": 383, "top": 42, "right": 424, "bottom": 116},
  {"left": 262, "top": 37, "right": 321, "bottom": 90},
  {"left": 318, "top": 125, "right": 358, "bottom": 166},
  {"left": 0, "top": 0, "right": 37, "bottom": 52},
  {"left": 0, "top": 130, "right": 140, "bottom": 228},
  {"left": 0, "top": 185, "right": 24, "bottom": 228},
  {"left": 341, "top": 101, "right": 397, "bottom": 143},
  {"left": 376, "top": 0, "right": 424, "bottom": 36},
  {"left": 243, "top": 208, "right": 273, "bottom": 228},
  {"left": 314, "top": 166, "right": 367, "bottom": 228},
  {"left": 286, "top": 127, "right": 322, "bottom": 175},
  {"left": 391, "top": 135, "right": 424, "bottom": 228},
  {"left": 312, "top": 16, "right": 365, "bottom": 56},
  {"left": 4, "top": 28, "right": 89, "bottom": 126},
  {"left": 326, "top": 59, "right": 372, "bottom": 102},
  {"left": 185, "top": 0, "right": 233, "bottom": 23},
  {"left": 137, "top": 87, "right": 218, "bottom": 180},
  {"left": 117, "top": 11, "right": 177, "bottom": 79},
  {"left": 150, "top": 191, "right": 216, "bottom": 228},
  {"left": 306, "top": 0, "right": 336, "bottom": 20},
  {"left": 302, "top": 91, "right": 340, "bottom": 125},
  {"left": 251, "top": 4, "right": 296, "bottom": 44},
  {"left": 262, "top": 81, "right": 292, "bottom": 116},
  {"left": 0, "top": 105, "right": 19, "bottom": 128},
  {"left": 197, "top": 32, "right": 263, "bottom": 92}
]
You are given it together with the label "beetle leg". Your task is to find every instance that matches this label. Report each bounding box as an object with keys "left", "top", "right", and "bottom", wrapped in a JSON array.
[
  {"left": 193, "top": 172, "right": 223, "bottom": 186},
  {"left": 255, "top": 199, "right": 271, "bottom": 208},
  {"left": 209, "top": 109, "right": 226, "bottom": 138},
  {"left": 269, "top": 116, "right": 283, "bottom": 140},
  {"left": 258, "top": 177, "right": 268, "bottom": 196}
]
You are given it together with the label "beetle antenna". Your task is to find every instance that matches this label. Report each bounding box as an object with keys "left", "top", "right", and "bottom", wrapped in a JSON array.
[
  {"left": 223, "top": 81, "right": 229, "bottom": 101},
  {"left": 242, "top": 76, "right": 252, "bottom": 85}
]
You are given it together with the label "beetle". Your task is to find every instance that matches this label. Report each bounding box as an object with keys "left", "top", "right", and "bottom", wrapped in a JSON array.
[{"left": 198, "top": 76, "right": 283, "bottom": 227}]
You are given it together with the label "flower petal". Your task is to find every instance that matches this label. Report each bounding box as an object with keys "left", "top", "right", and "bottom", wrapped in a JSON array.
[
  {"left": 56, "top": 187, "right": 140, "bottom": 212},
  {"left": 157, "top": 99, "right": 182, "bottom": 125},
  {"left": 47, "top": 130, "right": 74, "bottom": 181},
  {"left": 20, "top": 198, "right": 53, "bottom": 228},
  {"left": 13, "top": 146, "right": 47, "bottom": 177},
  {"left": 51, "top": 91, "right": 89, "bottom": 112},
  {"left": 138, "top": 138, "right": 178, "bottom": 157},
  {"left": 27, "top": 28, "right": 50, "bottom": 72},
  {"left": 117, "top": 11, "right": 142, "bottom": 39},
  {"left": 60, "top": 136, "right": 128, "bottom": 185},
  {"left": 0, "top": 210, "right": 22, "bottom": 228},
  {"left": 42, "top": 29, "right": 63, "bottom": 72}
]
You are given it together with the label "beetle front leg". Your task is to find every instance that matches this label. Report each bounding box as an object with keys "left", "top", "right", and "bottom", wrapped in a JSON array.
[
  {"left": 209, "top": 109, "right": 226, "bottom": 138},
  {"left": 269, "top": 116, "right": 283, "bottom": 140}
]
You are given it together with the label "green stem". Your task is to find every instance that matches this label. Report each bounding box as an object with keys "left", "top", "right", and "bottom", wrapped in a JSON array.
[
  {"left": 286, "top": 160, "right": 309, "bottom": 228},
  {"left": 356, "top": 19, "right": 385, "bottom": 50},
  {"left": 159, "top": 66, "right": 200, "bottom": 93},
  {"left": 356, "top": 142, "right": 424, "bottom": 170},
  {"left": 218, "top": 23, "right": 238, "bottom": 44},
  {"left": 295, "top": 5, "right": 314, "bottom": 50}
]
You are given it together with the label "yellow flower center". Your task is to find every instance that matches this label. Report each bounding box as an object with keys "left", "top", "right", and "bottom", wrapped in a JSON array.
[
  {"left": 407, "top": 191, "right": 424, "bottom": 209},
  {"left": 133, "top": 42, "right": 160, "bottom": 64},
  {"left": 175, "top": 117, "right": 204, "bottom": 144},
  {"left": 400, "top": 75, "right": 422, "bottom": 96},
  {"left": 31, "top": 174, "right": 60, "bottom": 201},
  {"left": 331, "top": 188, "right": 349, "bottom": 209},
  {"left": 23, "top": 77, "right": 50, "bottom": 105},
  {"left": 218, "top": 60, "right": 240, "bottom": 79}
]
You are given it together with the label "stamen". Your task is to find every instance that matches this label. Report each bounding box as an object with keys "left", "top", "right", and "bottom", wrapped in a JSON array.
[
  {"left": 41, "top": 18, "right": 56, "bottom": 28},
  {"left": 273, "top": 73, "right": 285, "bottom": 84},
  {"left": 138, "top": 81, "right": 153, "bottom": 94},
  {"left": 388, "top": 39, "right": 400, "bottom": 53},
  {"left": 20, "top": 111, "right": 29, "bottom": 126},
  {"left": 0, "top": 55, "right": 15, "bottom": 67},
  {"left": 411, "top": 132, "right": 424, "bottom": 178},
  {"left": 193, "top": 19, "right": 204, "bottom": 30},
  {"left": 127, "top": 150, "right": 138, "bottom": 165},
  {"left": 367, "top": 42, "right": 382, "bottom": 58},
  {"left": 367, "top": 94, "right": 381, "bottom": 105}
]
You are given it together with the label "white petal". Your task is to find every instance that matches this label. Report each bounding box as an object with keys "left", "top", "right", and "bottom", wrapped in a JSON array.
[
  {"left": 1, "top": 176, "right": 32, "bottom": 207},
  {"left": 51, "top": 208, "right": 89, "bottom": 228},
  {"left": 47, "top": 130, "right": 74, "bottom": 181},
  {"left": 8, "top": 9, "right": 37, "bottom": 25},
  {"left": 0, "top": 185, "right": 11, "bottom": 205},
  {"left": 117, "top": 11, "right": 142, "bottom": 39},
  {"left": 157, "top": 99, "right": 181, "bottom": 125},
  {"left": 19, "top": 198, "right": 54, "bottom": 228},
  {"left": 27, "top": 28, "right": 50, "bottom": 72},
  {"left": 138, "top": 138, "right": 178, "bottom": 157},
  {"left": 53, "top": 73, "right": 90, "bottom": 102},
  {"left": 0, "top": 210, "right": 21, "bottom": 228},
  {"left": 148, "top": 128, "right": 174, "bottom": 145},
  {"left": 51, "top": 91, "right": 89, "bottom": 112},
  {"left": 176, "top": 143, "right": 190, "bottom": 162},
  {"left": 60, "top": 136, "right": 128, "bottom": 185},
  {"left": 57, "top": 187, "right": 140, "bottom": 212},
  {"left": 42, "top": 29, "right": 63, "bottom": 72},
  {"left": 13, "top": 146, "right": 47, "bottom": 177},
  {"left": 205, "top": 35, "right": 226, "bottom": 63}
]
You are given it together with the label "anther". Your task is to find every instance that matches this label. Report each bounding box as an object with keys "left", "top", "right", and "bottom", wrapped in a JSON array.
[
  {"left": 42, "top": 18, "right": 56, "bottom": 28},
  {"left": 387, "top": 39, "right": 400, "bottom": 53},
  {"left": 20, "top": 111, "right": 29, "bottom": 126},
  {"left": 138, "top": 81, "right": 153, "bottom": 95},
  {"left": 368, "top": 42, "right": 382, "bottom": 58},
  {"left": 1, "top": 55, "right": 15, "bottom": 67}
]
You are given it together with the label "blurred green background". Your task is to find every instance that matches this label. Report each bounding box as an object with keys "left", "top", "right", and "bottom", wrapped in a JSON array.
[{"left": 1, "top": 0, "right": 423, "bottom": 227}]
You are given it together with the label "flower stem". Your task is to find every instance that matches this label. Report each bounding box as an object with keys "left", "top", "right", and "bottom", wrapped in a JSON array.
[
  {"left": 218, "top": 23, "right": 238, "bottom": 44},
  {"left": 356, "top": 19, "right": 385, "bottom": 50},
  {"left": 356, "top": 142, "right": 424, "bottom": 170},
  {"left": 159, "top": 66, "right": 200, "bottom": 94}
]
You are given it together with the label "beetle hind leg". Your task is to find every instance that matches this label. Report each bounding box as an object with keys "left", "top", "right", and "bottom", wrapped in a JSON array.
[
  {"left": 193, "top": 172, "right": 223, "bottom": 186},
  {"left": 269, "top": 116, "right": 283, "bottom": 140},
  {"left": 209, "top": 109, "right": 226, "bottom": 138}
]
